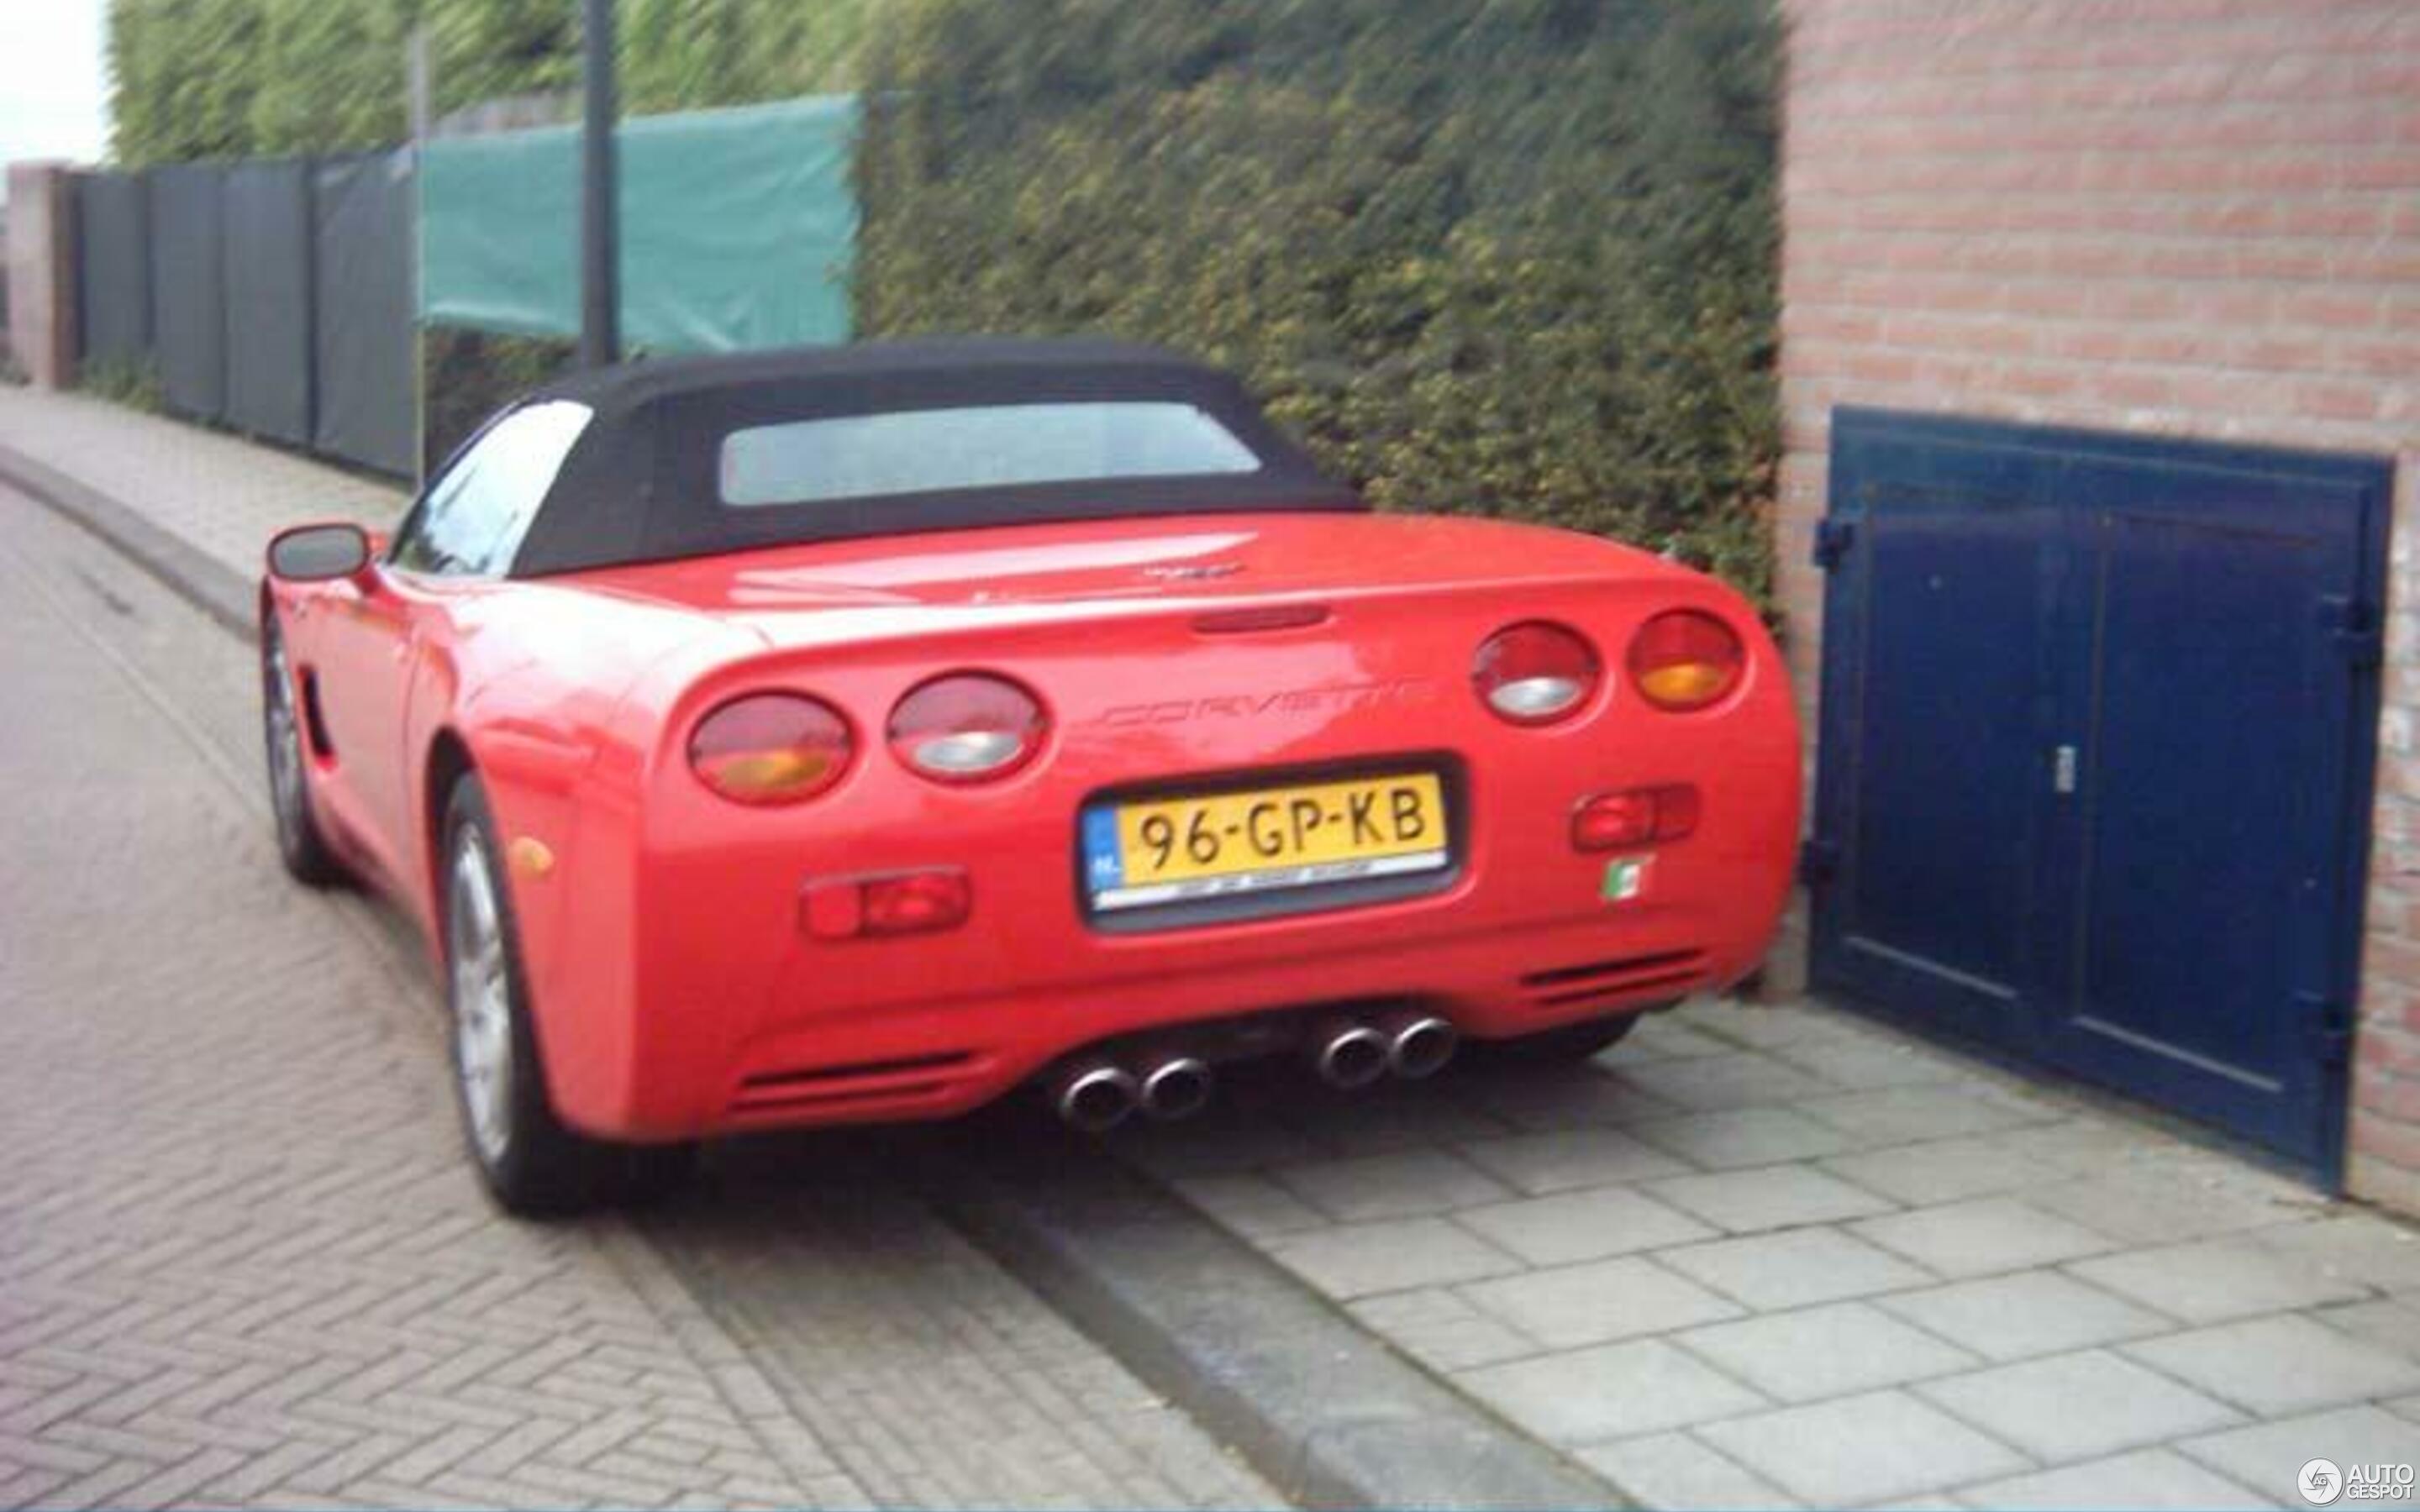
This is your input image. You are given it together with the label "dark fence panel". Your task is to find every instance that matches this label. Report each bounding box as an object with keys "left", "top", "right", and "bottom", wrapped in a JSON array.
[
  {"left": 150, "top": 164, "right": 227, "bottom": 423},
  {"left": 312, "top": 152, "right": 415, "bottom": 478},
  {"left": 76, "top": 173, "right": 152, "bottom": 367},
  {"left": 223, "top": 161, "right": 313, "bottom": 447}
]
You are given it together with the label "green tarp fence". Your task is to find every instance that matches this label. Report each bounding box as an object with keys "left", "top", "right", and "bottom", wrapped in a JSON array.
[{"left": 420, "top": 95, "right": 857, "bottom": 352}]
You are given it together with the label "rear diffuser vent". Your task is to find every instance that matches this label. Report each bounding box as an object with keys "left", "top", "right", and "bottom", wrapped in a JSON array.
[
  {"left": 729, "top": 1050, "right": 976, "bottom": 1116},
  {"left": 1519, "top": 949, "right": 1708, "bottom": 1008}
]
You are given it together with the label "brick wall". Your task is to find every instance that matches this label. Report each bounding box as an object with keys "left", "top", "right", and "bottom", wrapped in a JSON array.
[{"left": 1776, "top": 0, "right": 2420, "bottom": 1203}]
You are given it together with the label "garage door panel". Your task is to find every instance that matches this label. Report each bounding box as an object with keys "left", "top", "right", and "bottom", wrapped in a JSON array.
[
  {"left": 1810, "top": 408, "right": 2389, "bottom": 1183},
  {"left": 1839, "top": 489, "right": 2053, "bottom": 1027},
  {"left": 2069, "top": 512, "right": 2323, "bottom": 1095}
]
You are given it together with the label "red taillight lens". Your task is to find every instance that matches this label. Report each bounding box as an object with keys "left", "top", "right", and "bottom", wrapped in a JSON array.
[
  {"left": 862, "top": 871, "right": 972, "bottom": 936},
  {"left": 1627, "top": 611, "right": 1746, "bottom": 711},
  {"left": 1572, "top": 785, "right": 1701, "bottom": 851},
  {"left": 1474, "top": 622, "right": 1601, "bottom": 725},
  {"left": 689, "top": 693, "right": 853, "bottom": 805},
  {"left": 888, "top": 674, "right": 1048, "bottom": 782},
  {"left": 799, "top": 869, "right": 972, "bottom": 939}
]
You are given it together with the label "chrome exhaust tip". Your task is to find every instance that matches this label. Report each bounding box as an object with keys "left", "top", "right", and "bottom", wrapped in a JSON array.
[
  {"left": 1311, "top": 1021, "right": 1392, "bottom": 1090},
  {"left": 1139, "top": 1057, "right": 1215, "bottom": 1121},
  {"left": 1384, "top": 1013, "right": 1460, "bottom": 1080},
  {"left": 1054, "top": 1063, "right": 1139, "bottom": 1133}
]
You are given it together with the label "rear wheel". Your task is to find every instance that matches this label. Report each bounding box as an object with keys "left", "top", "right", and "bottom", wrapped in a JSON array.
[
  {"left": 1479, "top": 1011, "right": 1647, "bottom": 1067},
  {"left": 444, "top": 774, "right": 693, "bottom": 1216},
  {"left": 260, "top": 619, "right": 346, "bottom": 887}
]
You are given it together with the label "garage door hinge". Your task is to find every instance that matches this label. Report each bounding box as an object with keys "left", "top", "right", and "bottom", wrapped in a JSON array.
[
  {"left": 1799, "top": 837, "right": 1842, "bottom": 886},
  {"left": 2319, "top": 596, "right": 2383, "bottom": 669},
  {"left": 1812, "top": 519, "right": 1856, "bottom": 570},
  {"left": 2302, "top": 990, "right": 2354, "bottom": 1067}
]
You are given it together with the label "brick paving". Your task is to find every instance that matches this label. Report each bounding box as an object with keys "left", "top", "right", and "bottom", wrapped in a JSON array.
[
  {"left": 1115, "top": 1003, "right": 2420, "bottom": 1509},
  {"left": 0, "top": 479, "right": 1274, "bottom": 1511}
]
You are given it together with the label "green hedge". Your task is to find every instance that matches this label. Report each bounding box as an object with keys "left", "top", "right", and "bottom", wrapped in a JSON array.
[
  {"left": 107, "top": 0, "right": 881, "bottom": 165},
  {"left": 856, "top": 0, "right": 1780, "bottom": 603}
]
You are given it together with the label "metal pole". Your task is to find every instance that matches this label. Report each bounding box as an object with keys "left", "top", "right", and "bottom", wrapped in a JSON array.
[
  {"left": 408, "top": 22, "right": 431, "bottom": 486},
  {"left": 578, "top": 0, "right": 618, "bottom": 368},
  {"left": 408, "top": 24, "right": 431, "bottom": 144}
]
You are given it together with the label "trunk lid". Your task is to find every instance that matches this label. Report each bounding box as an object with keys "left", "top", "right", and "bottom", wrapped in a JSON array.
[{"left": 557, "top": 510, "right": 1695, "bottom": 644}]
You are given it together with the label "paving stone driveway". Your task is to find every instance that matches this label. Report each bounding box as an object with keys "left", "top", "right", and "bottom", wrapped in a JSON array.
[{"left": 1114, "top": 1000, "right": 2420, "bottom": 1508}]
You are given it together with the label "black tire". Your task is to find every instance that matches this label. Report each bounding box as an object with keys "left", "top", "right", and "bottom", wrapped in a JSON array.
[
  {"left": 260, "top": 618, "right": 348, "bottom": 887},
  {"left": 442, "top": 774, "right": 695, "bottom": 1216},
  {"left": 1477, "top": 1010, "right": 1647, "bottom": 1067}
]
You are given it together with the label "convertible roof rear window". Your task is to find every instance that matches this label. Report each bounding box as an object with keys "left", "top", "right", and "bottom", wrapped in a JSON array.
[
  {"left": 718, "top": 402, "right": 1262, "bottom": 507},
  {"left": 503, "top": 339, "right": 1363, "bottom": 577}
]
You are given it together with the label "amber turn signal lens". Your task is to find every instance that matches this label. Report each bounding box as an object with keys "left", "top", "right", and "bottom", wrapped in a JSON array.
[
  {"left": 1627, "top": 611, "right": 1745, "bottom": 712},
  {"left": 690, "top": 693, "right": 854, "bottom": 805}
]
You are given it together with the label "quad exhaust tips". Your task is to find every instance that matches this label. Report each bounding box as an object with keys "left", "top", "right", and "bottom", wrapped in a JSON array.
[
  {"left": 1055, "top": 1014, "right": 1459, "bottom": 1126},
  {"left": 1140, "top": 1057, "right": 1214, "bottom": 1121},
  {"left": 1313, "top": 1012, "right": 1461, "bottom": 1088},
  {"left": 1311, "top": 1021, "right": 1393, "bottom": 1090},
  {"left": 1053, "top": 1063, "right": 1140, "bottom": 1132},
  {"left": 1053, "top": 1055, "right": 1216, "bottom": 1131},
  {"left": 1382, "top": 1012, "right": 1460, "bottom": 1080}
]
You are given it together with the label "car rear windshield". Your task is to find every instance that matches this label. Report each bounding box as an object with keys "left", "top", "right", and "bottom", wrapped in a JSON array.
[{"left": 717, "top": 401, "right": 1263, "bottom": 507}]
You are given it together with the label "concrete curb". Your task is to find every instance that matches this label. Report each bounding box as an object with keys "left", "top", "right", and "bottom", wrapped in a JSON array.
[
  {"left": 0, "top": 440, "right": 260, "bottom": 643},
  {"left": 930, "top": 1132, "right": 1621, "bottom": 1511},
  {"left": 5, "top": 428, "right": 1624, "bottom": 1512}
]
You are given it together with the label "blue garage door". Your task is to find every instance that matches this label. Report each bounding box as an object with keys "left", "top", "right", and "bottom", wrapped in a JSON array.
[{"left": 1808, "top": 410, "right": 2393, "bottom": 1182}]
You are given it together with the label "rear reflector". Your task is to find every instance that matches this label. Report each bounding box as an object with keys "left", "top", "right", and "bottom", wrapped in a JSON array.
[
  {"left": 801, "top": 869, "right": 972, "bottom": 940},
  {"left": 1572, "top": 785, "right": 1701, "bottom": 851}
]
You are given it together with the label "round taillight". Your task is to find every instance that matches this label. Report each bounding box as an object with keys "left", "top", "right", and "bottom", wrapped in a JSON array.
[
  {"left": 1628, "top": 610, "right": 1746, "bottom": 711},
  {"left": 689, "top": 693, "right": 853, "bottom": 805},
  {"left": 1473, "top": 622, "right": 1601, "bottom": 725},
  {"left": 889, "top": 674, "right": 1048, "bottom": 782}
]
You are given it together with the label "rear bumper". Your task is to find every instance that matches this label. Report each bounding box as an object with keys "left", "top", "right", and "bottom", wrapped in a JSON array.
[
  {"left": 713, "top": 898, "right": 1765, "bottom": 1131},
  {"left": 544, "top": 759, "right": 1794, "bottom": 1140}
]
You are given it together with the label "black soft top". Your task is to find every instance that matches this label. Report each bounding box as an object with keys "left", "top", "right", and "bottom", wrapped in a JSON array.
[{"left": 508, "top": 337, "right": 1361, "bottom": 577}]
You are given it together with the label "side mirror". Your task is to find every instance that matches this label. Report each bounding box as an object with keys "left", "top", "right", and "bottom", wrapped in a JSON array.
[{"left": 267, "top": 522, "right": 373, "bottom": 583}]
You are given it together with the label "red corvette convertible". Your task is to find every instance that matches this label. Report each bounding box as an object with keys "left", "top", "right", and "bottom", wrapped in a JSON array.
[{"left": 260, "top": 339, "right": 1799, "bottom": 1212}]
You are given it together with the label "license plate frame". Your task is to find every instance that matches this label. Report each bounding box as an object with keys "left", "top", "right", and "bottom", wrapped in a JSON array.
[{"left": 1080, "top": 767, "right": 1454, "bottom": 921}]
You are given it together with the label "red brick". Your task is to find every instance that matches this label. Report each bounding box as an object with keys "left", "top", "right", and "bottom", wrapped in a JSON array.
[
  {"left": 2367, "top": 935, "right": 2420, "bottom": 990},
  {"left": 2296, "top": 380, "right": 2385, "bottom": 423},
  {"left": 2351, "top": 1110, "right": 2420, "bottom": 1172},
  {"left": 2283, "top": 288, "right": 2386, "bottom": 330},
  {"left": 2089, "top": 370, "right": 2175, "bottom": 410},
  {"left": 2002, "top": 365, "right": 2082, "bottom": 401}
]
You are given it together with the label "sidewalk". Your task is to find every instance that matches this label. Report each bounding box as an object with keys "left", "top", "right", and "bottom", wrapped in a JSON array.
[
  {"left": 1113, "top": 1000, "right": 2420, "bottom": 1509},
  {"left": 0, "top": 386, "right": 405, "bottom": 584},
  {"left": 15, "top": 382, "right": 2420, "bottom": 1509}
]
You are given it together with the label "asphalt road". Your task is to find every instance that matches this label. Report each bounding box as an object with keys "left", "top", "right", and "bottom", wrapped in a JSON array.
[{"left": 0, "top": 481, "right": 1276, "bottom": 1511}]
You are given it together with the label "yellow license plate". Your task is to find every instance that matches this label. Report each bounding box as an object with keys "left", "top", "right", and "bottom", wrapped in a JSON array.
[{"left": 1082, "top": 772, "right": 1449, "bottom": 912}]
